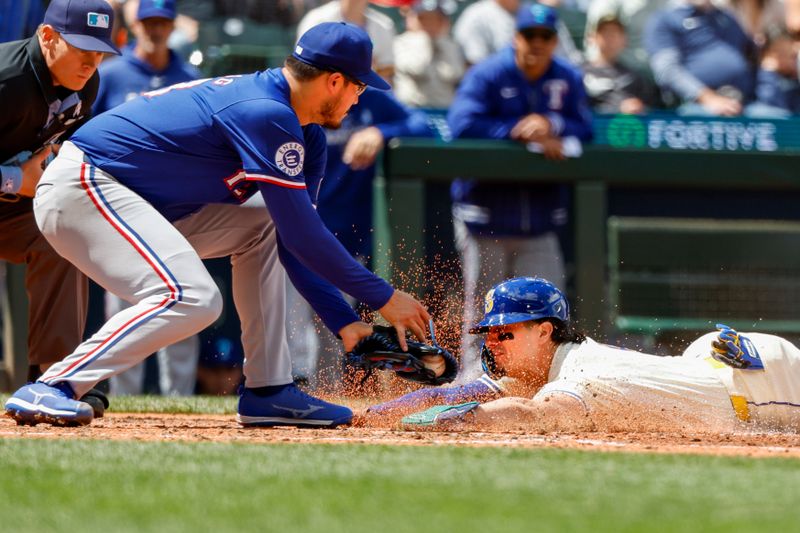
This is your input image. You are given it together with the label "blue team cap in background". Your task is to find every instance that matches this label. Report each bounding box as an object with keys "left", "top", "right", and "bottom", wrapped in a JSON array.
[
  {"left": 293, "top": 22, "right": 390, "bottom": 91},
  {"left": 516, "top": 3, "right": 559, "bottom": 32},
  {"left": 44, "top": 0, "right": 120, "bottom": 54},
  {"left": 137, "top": 0, "right": 177, "bottom": 20}
]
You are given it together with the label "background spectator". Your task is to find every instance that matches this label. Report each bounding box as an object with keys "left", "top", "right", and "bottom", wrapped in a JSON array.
[
  {"left": 582, "top": 14, "right": 655, "bottom": 114},
  {"left": 297, "top": 0, "right": 397, "bottom": 82},
  {"left": 447, "top": 3, "right": 593, "bottom": 381},
  {"left": 94, "top": 0, "right": 201, "bottom": 114},
  {"left": 393, "top": 0, "right": 466, "bottom": 108},
  {"left": 645, "top": 0, "right": 758, "bottom": 116},
  {"left": 453, "top": 0, "right": 519, "bottom": 65},
  {"left": 454, "top": 0, "right": 582, "bottom": 66},
  {"left": 0, "top": 0, "right": 45, "bottom": 43},
  {"left": 286, "top": 87, "right": 433, "bottom": 388},
  {"left": 755, "top": 29, "right": 800, "bottom": 114},
  {"left": 722, "top": 0, "right": 786, "bottom": 48},
  {"left": 584, "top": 0, "right": 671, "bottom": 74}
]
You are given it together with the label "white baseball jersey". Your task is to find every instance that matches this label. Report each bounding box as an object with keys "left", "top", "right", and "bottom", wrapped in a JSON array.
[
  {"left": 536, "top": 334, "right": 800, "bottom": 432},
  {"left": 536, "top": 337, "right": 738, "bottom": 432},
  {"left": 296, "top": 2, "right": 396, "bottom": 69}
]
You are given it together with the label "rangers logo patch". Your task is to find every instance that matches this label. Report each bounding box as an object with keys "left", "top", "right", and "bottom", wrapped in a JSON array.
[{"left": 275, "top": 142, "right": 304, "bottom": 177}]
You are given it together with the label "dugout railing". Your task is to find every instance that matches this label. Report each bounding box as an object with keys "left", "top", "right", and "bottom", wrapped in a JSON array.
[{"left": 608, "top": 217, "right": 800, "bottom": 335}]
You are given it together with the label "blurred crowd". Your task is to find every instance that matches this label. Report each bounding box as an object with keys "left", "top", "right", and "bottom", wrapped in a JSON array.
[{"left": 4, "top": 0, "right": 800, "bottom": 395}]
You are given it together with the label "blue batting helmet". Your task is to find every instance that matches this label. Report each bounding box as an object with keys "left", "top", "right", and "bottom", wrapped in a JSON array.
[{"left": 470, "top": 277, "right": 569, "bottom": 334}]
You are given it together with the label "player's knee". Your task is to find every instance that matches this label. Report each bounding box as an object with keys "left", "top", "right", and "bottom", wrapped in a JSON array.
[{"left": 186, "top": 280, "right": 223, "bottom": 327}]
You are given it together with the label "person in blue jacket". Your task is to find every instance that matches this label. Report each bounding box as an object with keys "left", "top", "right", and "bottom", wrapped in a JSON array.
[
  {"left": 287, "top": 87, "right": 433, "bottom": 387},
  {"left": 447, "top": 2, "right": 593, "bottom": 381},
  {"left": 93, "top": 0, "right": 200, "bottom": 115}
]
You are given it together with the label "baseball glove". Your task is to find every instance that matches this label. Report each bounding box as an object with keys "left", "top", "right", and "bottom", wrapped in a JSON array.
[{"left": 345, "top": 320, "right": 458, "bottom": 386}]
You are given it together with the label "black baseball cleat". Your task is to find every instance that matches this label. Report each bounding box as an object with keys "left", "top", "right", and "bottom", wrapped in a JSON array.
[{"left": 80, "top": 388, "right": 110, "bottom": 418}]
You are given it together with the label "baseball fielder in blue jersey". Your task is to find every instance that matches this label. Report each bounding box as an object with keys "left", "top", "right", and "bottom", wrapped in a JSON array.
[{"left": 4, "top": 22, "right": 430, "bottom": 428}]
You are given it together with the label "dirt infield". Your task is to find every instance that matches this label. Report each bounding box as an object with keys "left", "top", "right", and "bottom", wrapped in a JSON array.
[{"left": 2, "top": 413, "right": 799, "bottom": 458}]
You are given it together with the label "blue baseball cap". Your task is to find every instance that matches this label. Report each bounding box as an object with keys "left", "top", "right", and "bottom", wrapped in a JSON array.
[
  {"left": 137, "top": 0, "right": 176, "bottom": 20},
  {"left": 516, "top": 3, "right": 559, "bottom": 33},
  {"left": 44, "top": 0, "right": 120, "bottom": 55},
  {"left": 293, "top": 22, "right": 390, "bottom": 91},
  {"left": 470, "top": 277, "right": 569, "bottom": 333}
]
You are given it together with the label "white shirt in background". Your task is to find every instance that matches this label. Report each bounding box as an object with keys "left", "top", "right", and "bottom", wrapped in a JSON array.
[{"left": 297, "top": 0, "right": 396, "bottom": 70}]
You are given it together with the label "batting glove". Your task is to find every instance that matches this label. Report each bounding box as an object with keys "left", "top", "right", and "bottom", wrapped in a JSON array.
[
  {"left": 401, "top": 402, "right": 481, "bottom": 427},
  {"left": 711, "top": 324, "right": 764, "bottom": 370}
]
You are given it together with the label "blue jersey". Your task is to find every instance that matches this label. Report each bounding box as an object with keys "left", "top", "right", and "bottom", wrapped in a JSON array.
[
  {"left": 71, "top": 69, "right": 393, "bottom": 333},
  {"left": 73, "top": 70, "right": 326, "bottom": 221},
  {"left": 310, "top": 88, "right": 431, "bottom": 259},
  {"left": 0, "top": 0, "right": 44, "bottom": 43},
  {"left": 92, "top": 45, "right": 201, "bottom": 115},
  {"left": 447, "top": 47, "right": 593, "bottom": 236}
]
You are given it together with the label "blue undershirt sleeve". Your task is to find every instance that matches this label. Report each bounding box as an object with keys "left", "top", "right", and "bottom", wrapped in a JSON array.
[{"left": 367, "top": 374, "right": 506, "bottom": 414}]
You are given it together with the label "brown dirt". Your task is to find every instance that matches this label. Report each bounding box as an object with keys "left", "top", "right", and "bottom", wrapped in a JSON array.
[{"left": 2, "top": 413, "right": 800, "bottom": 458}]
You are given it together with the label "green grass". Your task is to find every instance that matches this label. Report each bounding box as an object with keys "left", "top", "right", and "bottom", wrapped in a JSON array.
[
  {"left": 1, "top": 438, "right": 799, "bottom": 532},
  {"left": 107, "top": 394, "right": 237, "bottom": 414},
  {"left": 2, "top": 395, "right": 799, "bottom": 531}
]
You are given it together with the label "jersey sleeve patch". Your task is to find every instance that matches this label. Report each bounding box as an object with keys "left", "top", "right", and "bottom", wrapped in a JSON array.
[{"left": 275, "top": 142, "right": 304, "bottom": 177}]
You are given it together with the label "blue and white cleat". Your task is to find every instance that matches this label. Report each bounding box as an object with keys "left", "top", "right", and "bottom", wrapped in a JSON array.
[
  {"left": 4, "top": 382, "right": 94, "bottom": 426},
  {"left": 237, "top": 383, "right": 353, "bottom": 428}
]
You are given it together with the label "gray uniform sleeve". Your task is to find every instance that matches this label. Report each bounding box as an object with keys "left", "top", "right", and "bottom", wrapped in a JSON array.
[{"left": 650, "top": 48, "right": 706, "bottom": 102}]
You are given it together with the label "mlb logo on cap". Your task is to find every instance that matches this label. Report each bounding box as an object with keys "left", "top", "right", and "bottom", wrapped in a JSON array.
[
  {"left": 44, "top": 0, "right": 121, "bottom": 55},
  {"left": 516, "top": 2, "right": 559, "bottom": 32},
  {"left": 87, "top": 12, "right": 110, "bottom": 29}
]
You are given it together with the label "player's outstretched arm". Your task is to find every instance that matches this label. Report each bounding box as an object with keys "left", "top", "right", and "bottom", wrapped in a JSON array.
[
  {"left": 403, "top": 393, "right": 593, "bottom": 432},
  {"left": 472, "top": 394, "right": 593, "bottom": 432}
]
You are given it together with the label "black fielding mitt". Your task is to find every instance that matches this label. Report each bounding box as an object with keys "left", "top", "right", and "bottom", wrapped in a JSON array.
[{"left": 345, "top": 322, "right": 458, "bottom": 386}]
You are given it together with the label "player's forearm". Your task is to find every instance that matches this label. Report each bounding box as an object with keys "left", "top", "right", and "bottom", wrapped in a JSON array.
[
  {"left": 449, "top": 112, "right": 519, "bottom": 140},
  {"left": 374, "top": 110, "right": 432, "bottom": 140},
  {"left": 650, "top": 48, "right": 706, "bottom": 102},
  {"left": 369, "top": 374, "right": 505, "bottom": 415},
  {"left": 470, "top": 395, "right": 594, "bottom": 432}
]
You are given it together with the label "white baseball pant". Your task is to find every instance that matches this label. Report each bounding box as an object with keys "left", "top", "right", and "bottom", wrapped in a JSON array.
[{"left": 34, "top": 142, "right": 291, "bottom": 397}]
